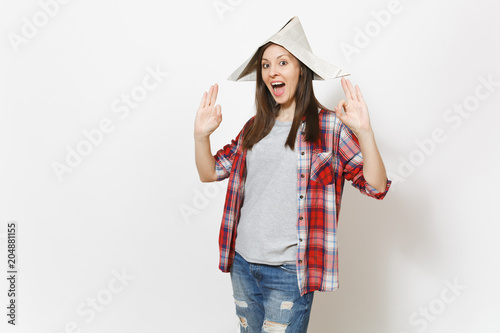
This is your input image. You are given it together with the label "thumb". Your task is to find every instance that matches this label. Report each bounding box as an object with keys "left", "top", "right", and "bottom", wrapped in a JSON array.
[
  {"left": 334, "top": 99, "right": 348, "bottom": 118},
  {"left": 334, "top": 106, "right": 345, "bottom": 121},
  {"left": 215, "top": 104, "right": 222, "bottom": 115},
  {"left": 214, "top": 104, "right": 223, "bottom": 122}
]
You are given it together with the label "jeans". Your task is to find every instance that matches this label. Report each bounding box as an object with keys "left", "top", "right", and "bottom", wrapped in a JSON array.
[{"left": 230, "top": 252, "right": 315, "bottom": 333}]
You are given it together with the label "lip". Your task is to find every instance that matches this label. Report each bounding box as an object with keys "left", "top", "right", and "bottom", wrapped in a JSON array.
[{"left": 270, "top": 80, "right": 286, "bottom": 97}]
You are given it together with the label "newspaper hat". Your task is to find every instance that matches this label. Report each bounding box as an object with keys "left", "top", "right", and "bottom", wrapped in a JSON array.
[{"left": 228, "top": 16, "right": 350, "bottom": 81}]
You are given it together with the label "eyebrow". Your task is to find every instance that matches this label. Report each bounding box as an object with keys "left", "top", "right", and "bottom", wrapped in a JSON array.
[{"left": 261, "top": 54, "right": 289, "bottom": 61}]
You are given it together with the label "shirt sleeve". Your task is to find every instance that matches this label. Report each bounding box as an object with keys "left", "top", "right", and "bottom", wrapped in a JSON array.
[
  {"left": 213, "top": 118, "right": 253, "bottom": 181},
  {"left": 338, "top": 123, "right": 391, "bottom": 200}
]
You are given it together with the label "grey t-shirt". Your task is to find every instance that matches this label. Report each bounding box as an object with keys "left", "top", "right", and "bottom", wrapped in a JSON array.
[{"left": 234, "top": 119, "right": 298, "bottom": 265}]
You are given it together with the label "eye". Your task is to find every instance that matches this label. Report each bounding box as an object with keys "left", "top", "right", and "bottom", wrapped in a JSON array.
[
  {"left": 279, "top": 60, "right": 288, "bottom": 66},
  {"left": 262, "top": 63, "right": 269, "bottom": 69}
]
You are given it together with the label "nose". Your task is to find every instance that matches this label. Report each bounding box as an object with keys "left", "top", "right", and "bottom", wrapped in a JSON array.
[{"left": 269, "top": 64, "right": 279, "bottom": 78}]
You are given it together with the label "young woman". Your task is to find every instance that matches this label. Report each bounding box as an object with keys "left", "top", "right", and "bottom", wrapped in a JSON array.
[{"left": 194, "top": 17, "right": 390, "bottom": 333}]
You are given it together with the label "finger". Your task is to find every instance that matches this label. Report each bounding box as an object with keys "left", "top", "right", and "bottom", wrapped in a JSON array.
[
  {"left": 341, "top": 78, "right": 354, "bottom": 102},
  {"left": 206, "top": 85, "right": 214, "bottom": 107},
  {"left": 199, "top": 91, "right": 207, "bottom": 110},
  {"left": 210, "top": 83, "right": 218, "bottom": 107},
  {"left": 355, "top": 85, "right": 365, "bottom": 104},
  {"left": 214, "top": 104, "right": 221, "bottom": 115},
  {"left": 337, "top": 99, "right": 348, "bottom": 111},
  {"left": 214, "top": 105, "right": 222, "bottom": 120},
  {"left": 334, "top": 105, "right": 345, "bottom": 121},
  {"left": 334, "top": 100, "right": 347, "bottom": 117},
  {"left": 345, "top": 78, "right": 360, "bottom": 102}
]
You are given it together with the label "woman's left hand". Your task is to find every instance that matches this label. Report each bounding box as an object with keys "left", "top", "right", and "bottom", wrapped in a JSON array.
[{"left": 334, "top": 78, "right": 372, "bottom": 135}]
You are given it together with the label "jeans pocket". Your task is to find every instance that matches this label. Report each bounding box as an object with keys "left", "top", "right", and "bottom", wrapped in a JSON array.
[{"left": 279, "top": 263, "right": 297, "bottom": 274}]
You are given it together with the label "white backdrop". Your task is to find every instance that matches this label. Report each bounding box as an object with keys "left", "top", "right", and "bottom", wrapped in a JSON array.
[{"left": 1, "top": 0, "right": 499, "bottom": 332}]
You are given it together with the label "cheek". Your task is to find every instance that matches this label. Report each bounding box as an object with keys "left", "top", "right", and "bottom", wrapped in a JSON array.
[
  {"left": 289, "top": 75, "right": 301, "bottom": 94},
  {"left": 289, "top": 70, "right": 301, "bottom": 87}
]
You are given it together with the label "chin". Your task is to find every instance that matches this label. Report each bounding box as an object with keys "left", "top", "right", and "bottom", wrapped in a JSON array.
[{"left": 275, "top": 97, "right": 289, "bottom": 105}]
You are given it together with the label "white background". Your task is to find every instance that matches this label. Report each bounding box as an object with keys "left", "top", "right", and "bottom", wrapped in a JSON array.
[{"left": 1, "top": 0, "right": 499, "bottom": 332}]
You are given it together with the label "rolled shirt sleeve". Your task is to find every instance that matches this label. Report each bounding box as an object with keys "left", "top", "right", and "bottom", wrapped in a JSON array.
[
  {"left": 214, "top": 133, "right": 241, "bottom": 181},
  {"left": 339, "top": 123, "right": 391, "bottom": 200},
  {"left": 213, "top": 118, "right": 253, "bottom": 181}
]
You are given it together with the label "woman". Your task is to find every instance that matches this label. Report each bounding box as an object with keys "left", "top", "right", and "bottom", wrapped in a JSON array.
[{"left": 194, "top": 17, "right": 390, "bottom": 333}]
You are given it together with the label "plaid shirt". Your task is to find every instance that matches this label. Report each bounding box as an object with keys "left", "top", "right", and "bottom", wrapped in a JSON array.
[{"left": 214, "top": 109, "right": 391, "bottom": 296}]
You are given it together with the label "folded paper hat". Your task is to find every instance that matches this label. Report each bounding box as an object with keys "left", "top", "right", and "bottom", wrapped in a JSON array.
[{"left": 228, "top": 16, "right": 350, "bottom": 81}]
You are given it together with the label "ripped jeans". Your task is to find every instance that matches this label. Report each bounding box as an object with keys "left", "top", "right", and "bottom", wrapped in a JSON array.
[{"left": 230, "top": 252, "right": 315, "bottom": 333}]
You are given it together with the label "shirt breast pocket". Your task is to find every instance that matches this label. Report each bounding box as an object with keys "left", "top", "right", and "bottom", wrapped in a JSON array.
[{"left": 310, "top": 151, "right": 335, "bottom": 185}]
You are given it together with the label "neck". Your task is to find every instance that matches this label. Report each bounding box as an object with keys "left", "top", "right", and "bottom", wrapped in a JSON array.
[{"left": 276, "top": 100, "right": 296, "bottom": 122}]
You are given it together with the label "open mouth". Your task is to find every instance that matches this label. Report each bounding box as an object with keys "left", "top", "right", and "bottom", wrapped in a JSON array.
[{"left": 271, "top": 81, "right": 286, "bottom": 97}]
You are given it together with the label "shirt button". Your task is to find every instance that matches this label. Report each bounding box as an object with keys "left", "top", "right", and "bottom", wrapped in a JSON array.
[
  {"left": 301, "top": 151, "right": 305, "bottom": 155},
  {"left": 301, "top": 174, "right": 305, "bottom": 178},
  {"left": 299, "top": 238, "right": 303, "bottom": 242},
  {"left": 298, "top": 260, "right": 303, "bottom": 264},
  {"left": 300, "top": 195, "right": 304, "bottom": 199},
  {"left": 299, "top": 216, "right": 303, "bottom": 220}
]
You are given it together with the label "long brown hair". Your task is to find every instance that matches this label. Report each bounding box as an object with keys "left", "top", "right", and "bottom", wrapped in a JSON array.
[{"left": 242, "top": 42, "right": 326, "bottom": 150}]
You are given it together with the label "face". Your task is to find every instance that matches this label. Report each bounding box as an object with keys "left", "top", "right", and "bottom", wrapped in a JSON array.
[{"left": 261, "top": 44, "right": 302, "bottom": 109}]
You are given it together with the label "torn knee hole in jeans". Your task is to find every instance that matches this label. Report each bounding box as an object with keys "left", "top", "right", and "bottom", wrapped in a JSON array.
[
  {"left": 234, "top": 299, "right": 248, "bottom": 308},
  {"left": 280, "top": 301, "right": 293, "bottom": 310},
  {"left": 263, "top": 320, "right": 288, "bottom": 332},
  {"left": 235, "top": 298, "right": 249, "bottom": 328},
  {"left": 238, "top": 316, "right": 248, "bottom": 328}
]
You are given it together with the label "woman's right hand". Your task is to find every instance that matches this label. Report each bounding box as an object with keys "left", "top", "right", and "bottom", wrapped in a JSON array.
[{"left": 194, "top": 84, "right": 222, "bottom": 138}]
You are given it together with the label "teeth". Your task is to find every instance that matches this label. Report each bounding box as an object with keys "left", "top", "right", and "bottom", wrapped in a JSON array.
[{"left": 272, "top": 82, "right": 284, "bottom": 86}]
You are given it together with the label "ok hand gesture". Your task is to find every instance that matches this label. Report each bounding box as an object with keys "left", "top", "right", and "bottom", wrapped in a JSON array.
[
  {"left": 194, "top": 84, "right": 223, "bottom": 138},
  {"left": 334, "top": 78, "right": 372, "bottom": 135}
]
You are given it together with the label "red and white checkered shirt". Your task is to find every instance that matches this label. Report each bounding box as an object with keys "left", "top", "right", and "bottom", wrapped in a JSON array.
[{"left": 214, "top": 109, "right": 391, "bottom": 296}]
